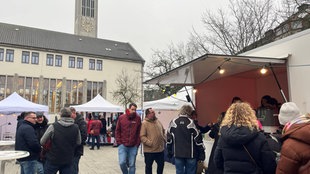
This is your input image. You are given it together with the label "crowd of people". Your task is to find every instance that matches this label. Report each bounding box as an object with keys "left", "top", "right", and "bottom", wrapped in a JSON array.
[{"left": 13, "top": 97, "right": 310, "bottom": 174}]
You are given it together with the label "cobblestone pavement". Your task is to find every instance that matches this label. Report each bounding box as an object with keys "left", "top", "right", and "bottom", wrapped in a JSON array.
[{"left": 5, "top": 145, "right": 176, "bottom": 174}]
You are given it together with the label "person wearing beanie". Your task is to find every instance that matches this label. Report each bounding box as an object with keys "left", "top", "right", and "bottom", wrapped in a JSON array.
[
  {"left": 276, "top": 102, "right": 310, "bottom": 174},
  {"left": 278, "top": 102, "right": 301, "bottom": 126},
  {"left": 40, "top": 107, "right": 81, "bottom": 173}
]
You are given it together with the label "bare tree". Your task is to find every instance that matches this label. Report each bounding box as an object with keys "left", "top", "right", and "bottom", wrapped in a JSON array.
[
  {"left": 111, "top": 69, "right": 140, "bottom": 109},
  {"left": 146, "top": 0, "right": 279, "bottom": 79},
  {"left": 279, "top": 0, "right": 310, "bottom": 19},
  {"left": 145, "top": 43, "right": 184, "bottom": 78},
  {"left": 201, "top": 0, "right": 278, "bottom": 55}
]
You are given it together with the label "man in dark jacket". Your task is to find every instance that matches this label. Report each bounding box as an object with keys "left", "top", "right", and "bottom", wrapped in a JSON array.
[
  {"left": 116, "top": 103, "right": 141, "bottom": 174},
  {"left": 70, "top": 107, "right": 87, "bottom": 174},
  {"left": 41, "top": 107, "right": 81, "bottom": 174},
  {"left": 34, "top": 112, "right": 49, "bottom": 172},
  {"left": 15, "top": 111, "right": 42, "bottom": 173},
  {"left": 167, "top": 105, "right": 205, "bottom": 174}
]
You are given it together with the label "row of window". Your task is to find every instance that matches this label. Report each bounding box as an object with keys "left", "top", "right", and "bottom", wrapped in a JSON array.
[
  {"left": 0, "top": 75, "right": 104, "bottom": 113},
  {"left": 0, "top": 48, "right": 103, "bottom": 71}
]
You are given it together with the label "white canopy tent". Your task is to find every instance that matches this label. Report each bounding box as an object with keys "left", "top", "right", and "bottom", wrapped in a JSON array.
[
  {"left": 0, "top": 92, "right": 49, "bottom": 140},
  {"left": 143, "top": 87, "right": 193, "bottom": 110},
  {"left": 0, "top": 92, "right": 49, "bottom": 114},
  {"left": 143, "top": 87, "right": 193, "bottom": 129},
  {"left": 71, "top": 94, "right": 123, "bottom": 112}
]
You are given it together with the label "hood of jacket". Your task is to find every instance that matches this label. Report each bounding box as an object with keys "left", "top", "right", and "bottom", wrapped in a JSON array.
[
  {"left": 283, "top": 123, "right": 310, "bottom": 145},
  {"left": 58, "top": 117, "right": 75, "bottom": 127},
  {"left": 220, "top": 125, "right": 258, "bottom": 146},
  {"left": 144, "top": 117, "right": 157, "bottom": 122},
  {"left": 75, "top": 114, "right": 84, "bottom": 123}
]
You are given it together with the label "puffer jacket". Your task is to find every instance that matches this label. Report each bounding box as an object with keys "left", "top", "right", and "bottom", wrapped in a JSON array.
[
  {"left": 276, "top": 123, "right": 310, "bottom": 174},
  {"left": 214, "top": 125, "right": 276, "bottom": 174},
  {"left": 115, "top": 113, "right": 141, "bottom": 147}
]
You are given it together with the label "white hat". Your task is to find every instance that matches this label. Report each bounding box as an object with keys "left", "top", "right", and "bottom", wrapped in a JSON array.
[{"left": 278, "top": 102, "right": 301, "bottom": 125}]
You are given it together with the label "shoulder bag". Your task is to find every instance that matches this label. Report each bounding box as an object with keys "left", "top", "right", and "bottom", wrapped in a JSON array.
[{"left": 243, "top": 145, "right": 263, "bottom": 174}]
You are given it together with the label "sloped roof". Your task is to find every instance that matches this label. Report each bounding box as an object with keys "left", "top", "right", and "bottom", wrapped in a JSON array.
[{"left": 0, "top": 22, "right": 144, "bottom": 63}]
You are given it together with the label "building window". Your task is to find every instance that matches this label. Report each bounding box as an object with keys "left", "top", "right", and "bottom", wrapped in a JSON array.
[
  {"left": 90, "top": 0, "right": 95, "bottom": 17},
  {"left": 0, "top": 48, "right": 4, "bottom": 61},
  {"left": 89, "top": 59, "right": 95, "bottom": 70},
  {"left": 291, "top": 20, "right": 302, "bottom": 30},
  {"left": 0, "top": 75, "right": 5, "bottom": 100},
  {"left": 69, "top": 56, "right": 75, "bottom": 68},
  {"left": 31, "top": 52, "right": 39, "bottom": 64},
  {"left": 46, "top": 54, "right": 54, "bottom": 66},
  {"left": 96, "top": 60, "right": 102, "bottom": 71},
  {"left": 5, "top": 49, "right": 14, "bottom": 62},
  {"left": 55, "top": 55, "right": 62, "bottom": 67},
  {"left": 82, "top": 0, "right": 86, "bottom": 16},
  {"left": 82, "top": 0, "right": 94, "bottom": 17},
  {"left": 77, "top": 57, "right": 83, "bottom": 69},
  {"left": 22, "top": 51, "right": 30, "bottom": 64},
  {"left": 86, "top": 0, "right": 90, "bottom": 17}
]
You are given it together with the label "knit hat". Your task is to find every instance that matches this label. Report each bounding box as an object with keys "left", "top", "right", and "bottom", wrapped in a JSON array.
[{"left": 278, "top": 102, "right": 301, "bottom": 125}]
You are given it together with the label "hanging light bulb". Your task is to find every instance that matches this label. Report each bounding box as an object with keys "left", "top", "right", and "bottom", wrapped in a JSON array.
[
  {"left": 260, "top": 66, "right": 267, "bottom": 74},
  {"left": 218, "top": 67, "right": 225, "bottom": 74},
  {"left": 193, "top": 88, "right": 197, "bottom": 93}
]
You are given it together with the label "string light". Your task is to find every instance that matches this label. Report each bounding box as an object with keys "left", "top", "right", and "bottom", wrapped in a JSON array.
[
  {"left": 218, "top": 67, "right": 225, "bottom": 74},
  {"left": 193, "top": 89, "right": 197, "bottom": 93},
  {"left": 260, "top": 66, "right": 267, "bottom": 74}
]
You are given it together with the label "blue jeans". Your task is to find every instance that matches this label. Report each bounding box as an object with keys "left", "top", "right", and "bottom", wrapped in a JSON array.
[
  {"left": 174, "top": 157, "right": 197, "bottom": 174},
  {"left": 36, "top": 161, "right": 44, "bottom": 174},
  {"left": 44, "top": 160, "right": 73, "bottom": 174},
  {"left": 72, "top": 155, "right": 81, "bottom": 174},
  {"left": 118, "top": 144, "right": 138, "bottom": 174},
  {"left": 91, "top": 135, "right": 100, "bottom": 149},
  {"left": 20, "top": 160, "right": 38, "bottom": 174}
]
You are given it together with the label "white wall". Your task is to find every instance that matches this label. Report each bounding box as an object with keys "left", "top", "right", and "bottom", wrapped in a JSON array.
[{"left": 241, "top": 29, "right": 310, "bottom": 113}]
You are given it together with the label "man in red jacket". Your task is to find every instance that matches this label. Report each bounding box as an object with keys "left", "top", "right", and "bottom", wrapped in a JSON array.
[{"left": 116, "top": 103, "right": 141, "bottom": 174}]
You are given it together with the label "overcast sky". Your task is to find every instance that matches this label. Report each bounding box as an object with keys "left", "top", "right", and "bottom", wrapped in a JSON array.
[{"left": 0, "top": 0, "right": 229, "bottom": 64}]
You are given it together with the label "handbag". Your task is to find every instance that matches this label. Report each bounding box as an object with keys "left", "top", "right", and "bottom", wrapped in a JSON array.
[{"left": 243, "top": 145, "right": 263, "bottom": 174}]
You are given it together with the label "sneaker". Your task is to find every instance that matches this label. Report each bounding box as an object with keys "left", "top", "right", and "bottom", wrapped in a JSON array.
[{"left": 90, "top": 148, "right": 94, "bottom": 150}]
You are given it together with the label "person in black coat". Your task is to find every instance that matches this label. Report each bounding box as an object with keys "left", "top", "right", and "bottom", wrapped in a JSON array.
[
  {"left": 34, "top": 112, "right": 49, "bottom": 173},
  {"left": 99, "top": 114, "right": 107, "bottom": 144},
  {"left": 214, "top": 102, "right": 276, "bottom": 174},
  {"left": 207, "top": 114, "right": 225, "bottom": 174},
  {"left": 70, "top": 107, "right": 87, "bottom": 174},
  {"left": 15, "top": 111, "right": 42, "bottom": 173}
]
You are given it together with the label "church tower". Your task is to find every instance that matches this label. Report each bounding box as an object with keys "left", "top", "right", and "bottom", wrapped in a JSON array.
[{"left": 74, "top": 0, "right": 98, "bottom": 38}]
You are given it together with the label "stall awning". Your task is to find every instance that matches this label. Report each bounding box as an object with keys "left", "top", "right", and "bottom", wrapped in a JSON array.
[{"left": 144, "top": 54, "right": 287, "bottom": 86}]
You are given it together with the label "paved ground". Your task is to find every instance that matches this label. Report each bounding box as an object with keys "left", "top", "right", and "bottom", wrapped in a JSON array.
[{"left": 5, "top": 145, "right": 176, "bottom": 174}]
